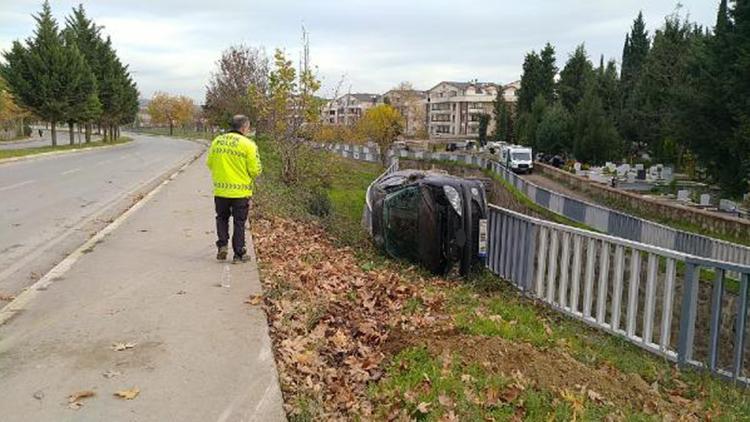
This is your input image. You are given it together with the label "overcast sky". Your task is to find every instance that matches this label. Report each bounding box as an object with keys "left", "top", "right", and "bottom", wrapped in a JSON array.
[{"left": 0, "top": 1, "right": 719, "bottom": 102}]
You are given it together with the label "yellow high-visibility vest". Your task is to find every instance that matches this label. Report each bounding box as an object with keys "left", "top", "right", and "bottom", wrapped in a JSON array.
[{"left": 206, "top": 132, "right": 262, "bottom": 198}]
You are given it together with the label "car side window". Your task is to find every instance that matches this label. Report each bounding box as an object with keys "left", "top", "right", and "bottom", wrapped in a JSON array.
[{"left": 383, "top": 186, "right": 420, "bottom": 261}]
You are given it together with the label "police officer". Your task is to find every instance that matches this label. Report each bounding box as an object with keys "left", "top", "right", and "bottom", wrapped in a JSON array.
[{"left": 206, "top": 115, "right": 262, "bottom": 262}]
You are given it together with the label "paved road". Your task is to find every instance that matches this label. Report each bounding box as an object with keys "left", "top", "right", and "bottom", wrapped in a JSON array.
[
  {"left": 0, "top": 126, "right": 103, "bottom": 150},
  {"left": 0, "top": 133, "right": 204, "bottom": 297},
  {"left": 0, "top": 154, "right": 285, "bottom": 421}
]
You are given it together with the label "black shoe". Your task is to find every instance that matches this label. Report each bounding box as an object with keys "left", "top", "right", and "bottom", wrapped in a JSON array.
[
  {"left": 232, "top": 247, "right": 248, "bottom": 263},
  {"left": 232, "top": 254, "right": 249, "bottom": 263},
  {"left": 216, "top": 246, "right": 228, "bottom": 261}
]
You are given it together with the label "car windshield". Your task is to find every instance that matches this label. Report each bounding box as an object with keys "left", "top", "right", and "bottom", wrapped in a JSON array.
[{"left": 512, "top": 152, "right": 531, "bottom": 161}]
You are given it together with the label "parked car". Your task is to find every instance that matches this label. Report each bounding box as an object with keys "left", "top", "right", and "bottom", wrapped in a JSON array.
[{"left": 365, "top": 170, "right": 488, "bottom": 275}]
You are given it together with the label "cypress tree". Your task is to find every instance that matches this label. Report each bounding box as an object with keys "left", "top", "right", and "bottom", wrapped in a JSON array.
[
  {"left": 620, "top": 12, "right": 651, "bottom": 146},
  {"left": 539, "top": 43, "right": 558, "bottom": 103},
  {"left": 558, "top": 44, "right": 594, "bottom": 112}
]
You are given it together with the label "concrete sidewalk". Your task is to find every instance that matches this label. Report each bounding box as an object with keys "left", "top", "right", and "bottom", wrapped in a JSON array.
[{"left": 0, "top": 154, "right": 286, "bottom": 421}]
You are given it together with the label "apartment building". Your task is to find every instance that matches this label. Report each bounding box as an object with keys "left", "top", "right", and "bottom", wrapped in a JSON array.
[
  {"left": 426, "top": 80, "right": 519, "bottom": 140},
  {"left": 382, "top": 89, "right": 428, "bottom": 138},
  {"left": 323, "top": 93, "right": 381, "bottom": 125}
]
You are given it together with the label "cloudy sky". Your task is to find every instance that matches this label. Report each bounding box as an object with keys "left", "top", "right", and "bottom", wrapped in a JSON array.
[{"left": 1, "top": 1, "right": 719, "bottom": 102}]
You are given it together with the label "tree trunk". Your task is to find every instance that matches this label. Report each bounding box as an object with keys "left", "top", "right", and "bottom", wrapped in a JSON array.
[
  {"left": 85, "top": 123, "right": 91, "bottom": 143},
  {"left": 109, "top": 125, "right": 115, "bottom": 141},
  {"left": 169, "top": 121, "right": 174, "bottom": 136},
  {"left": 51, "top": 121, "right": 57, "bottom": 146},
  {"left": 68, "top": 121, "right": 75, "bottom": 145},
  {"left": 116, "top": 126, "right": 120, "bottom": 139}
]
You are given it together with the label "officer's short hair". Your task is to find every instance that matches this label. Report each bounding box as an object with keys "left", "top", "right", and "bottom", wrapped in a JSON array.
[{"left": 230, "top": 115, "right": 250, "bottom": 132}]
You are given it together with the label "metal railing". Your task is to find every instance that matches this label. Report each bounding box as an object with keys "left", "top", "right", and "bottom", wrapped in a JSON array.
[{"left": 488, "top": 205, "right": 750, "bottom": 385}]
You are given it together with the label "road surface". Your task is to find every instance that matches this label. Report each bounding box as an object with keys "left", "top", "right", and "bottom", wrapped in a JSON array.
[
  {"left": 0, "top": 126, "right": 104, "bottom": 150},
  {"left": 0, "top": 132, "right": 204, "bottom": 298}
]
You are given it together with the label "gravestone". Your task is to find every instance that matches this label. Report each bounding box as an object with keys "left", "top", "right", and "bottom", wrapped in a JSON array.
[
  {"left": 617, "top": 164, "right": 630, "bottom": 176},
  {"left": 720, "top": 199, "right": 738, "bottom": 212},
  {"left": 700, "top": 194, "right": 711, "bottom": 206},
  {"left": 677, "top": 190, "right": 690, "bottom": 202},
  {"left": 574, "top": 162, "right": 582, "bottom": 172}
]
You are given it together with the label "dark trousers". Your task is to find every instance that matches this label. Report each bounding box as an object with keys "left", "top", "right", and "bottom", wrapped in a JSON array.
[{"left": 214, "top": 196, "right": 250, "bottom": 255}]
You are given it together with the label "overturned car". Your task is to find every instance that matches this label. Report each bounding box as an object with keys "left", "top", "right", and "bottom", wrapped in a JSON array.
[{"left": 364, "top": 169, "right": 488, "bottom": 275}]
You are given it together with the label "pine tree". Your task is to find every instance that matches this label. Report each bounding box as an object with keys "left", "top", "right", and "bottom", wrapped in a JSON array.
[
  {"left": 573, "top": 86, "right": 621, "bottom": 164},
  {"left": 634, "top": 13, "right": 696, "bottom": 162},
  {"left": 620, "top": 12, "right": 651, "bottom": 146},
  {"left": 64, "top": 4, "right": 103, "bottom": 142},
  {"left": 558, "top": 44, "right": 594, "bottom": 112},
  {"left": 0, "top": 1, "right": 89, "bottom": 145},
  {"left": 517, "top": 51, "right": 542, "bottom": 115}
]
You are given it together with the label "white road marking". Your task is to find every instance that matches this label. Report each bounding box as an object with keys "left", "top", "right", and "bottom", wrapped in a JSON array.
[
  {"left": 61, "top": 168, "right": 81, "bottom": 176},
  {"left": 0, "top": 180, "right": 35, "bottom": 192},
  {"left": 0, "top": 155, "right": 200, "bottom": 326}
]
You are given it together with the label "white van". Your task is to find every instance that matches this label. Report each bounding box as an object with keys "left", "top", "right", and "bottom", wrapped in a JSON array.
[{"left": 500, "top": 145, "right": 533, "bottom": 174}]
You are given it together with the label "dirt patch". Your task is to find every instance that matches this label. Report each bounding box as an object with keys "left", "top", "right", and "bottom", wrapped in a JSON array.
[{"left": 394, "top": 329, "right": 699, "bottom": 418}]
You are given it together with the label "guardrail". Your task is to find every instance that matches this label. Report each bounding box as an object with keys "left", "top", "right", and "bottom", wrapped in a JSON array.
[{"left": 488, "top": 205, "right": 750, "bottom": 385}]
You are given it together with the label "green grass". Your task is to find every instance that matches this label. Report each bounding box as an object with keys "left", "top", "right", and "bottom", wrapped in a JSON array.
[
  {"left": 371, "top": 346, "right": 644, "bottom": 421},
  {"left": 0, "top": 137, "right": 131, "bottom": 160}
]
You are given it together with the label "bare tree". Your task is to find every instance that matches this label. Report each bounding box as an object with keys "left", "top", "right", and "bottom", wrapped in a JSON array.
[{"left": 204, "top": 45, "right": 269, "bottom": 128}]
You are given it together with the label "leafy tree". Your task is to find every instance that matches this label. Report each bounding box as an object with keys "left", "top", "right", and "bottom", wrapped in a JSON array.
[
  {"left": 620, "top": 12, "right": 651, "bottom": 148},
  {"left": 573, "top": 86, "right": 621, "bottom": 164},
  {"left": 0, "top": 1, "right": 90, "bottom": 145},
  {"left": 147, "top": 92, "right": 195, "bottom": 135},
  {"left": 358, "top": 104, "right": 404, "bottom": 167},
  {"left": 536, "top": 102, "right": 572, "bottom": 155},
  {"left": 477, "top": 113, "right": 490, "bottom": 145},
  {"left": 558, "top": 44, "right": 594, "bottom": 112},
  {"left": 205, "top": 45, "right": 269, "bottom": 128},
  {"left": 492, "top": 87, "right": 513, "bottom": 143}
]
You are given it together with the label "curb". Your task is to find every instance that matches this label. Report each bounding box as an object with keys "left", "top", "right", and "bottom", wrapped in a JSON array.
[
  {"left": 0, "top": 150, "right": 205, "bottom": 326},
  {"left": 0, "top": 140, "right": 132, "bottom": 165}
]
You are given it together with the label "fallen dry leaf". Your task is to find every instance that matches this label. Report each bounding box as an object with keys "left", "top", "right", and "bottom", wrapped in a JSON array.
[
  {"left": 68, "top": 401, "right": 83, "bottom": 410},
  {"left": 438, "top": 393, "right": 454, "bottom": 408},
  {"left": 0, "top": 293, "right": 15, "bottom": 301},
  {"left": 587, "top": 389, "right": 604, "bottom": 404},
  {"left": 500, "top": 387, "right": 522, "bottom": 403},
  {"left": 68, "top": 390, "right": 95, "bottom": 403},
  {"left": 114, "top": 387, "right": 140, "bottom": 400},
  {"left": 416, "top": 401, "right": 431, "bottom": 414},
  {"left": 245, "top": 294, "right": 263, "bottom": 305},
  {"left": 111, "top": 342, "right": 137, "bottom": 351}
]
